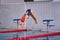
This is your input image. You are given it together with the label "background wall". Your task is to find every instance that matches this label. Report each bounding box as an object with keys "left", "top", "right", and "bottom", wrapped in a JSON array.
[
  {"left": 0, "top": 4, "right": 25, "bottom": 29},
  {"left": 25, "top": 2, "right": 60, "bottom": 31},
  {"left": 1, "top": 0, "right": 24, "bottom": 4},
  {"left": 0, "top": 0, "right": 60, "bottom": 31},
  {"left": 25, "top": 2, "right": 54, "bottom": 30}
]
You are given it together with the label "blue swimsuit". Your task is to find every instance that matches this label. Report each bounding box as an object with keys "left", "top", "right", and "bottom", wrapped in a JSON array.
[{"left": 26, "top": 9, "right": 31, "bottom": 16}]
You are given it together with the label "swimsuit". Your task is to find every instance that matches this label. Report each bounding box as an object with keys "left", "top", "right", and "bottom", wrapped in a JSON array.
[
  {"left": 21, "top": 17, "right": 25, "bottom": 23},
  {"left": 21, "top": 9, "right": 31, "bottom": 23},
  {"left": 27, "top": 9, "right": 31, "bottom": 16}
]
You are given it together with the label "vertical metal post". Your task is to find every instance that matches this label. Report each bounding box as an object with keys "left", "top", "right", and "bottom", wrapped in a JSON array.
[
  {"left": 46, "top": 21, "right": 49, "bottom": 40},
  {"left": 16, "top": 20, "right": 19, "bottom": 38},
  {"left": 43, "top": 19, "right": 53, "bottom": 40},
  {"left": 13, "top": 19, "right": 20, "bottom": 38}
]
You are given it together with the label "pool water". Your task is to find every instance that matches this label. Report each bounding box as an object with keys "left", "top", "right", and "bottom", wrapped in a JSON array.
[{"left": 0, "top": 31, "right": 60, "bottom": 40}]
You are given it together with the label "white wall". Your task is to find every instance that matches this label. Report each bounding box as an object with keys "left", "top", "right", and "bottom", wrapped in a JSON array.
[
  {"left": 25, "top": 2, "right": 54, "bottom": 30},
  {"left": 1, "top": 0, "right": 24, "bottom": 4},
  {"left": 0, "top": 1, "right": 60, "bottom": 31},
  {"left": 26, "top": 2, "right": 60, "bottom": 31},
  {"left": 0, "top": 0, "right": 1, "bottom": 3},
  {"left": 54, "top": 0, "right": 60, "bottom": 1},
  {"left": 0, "top": 4, "right": 25, "bottom": 29},
  {"left": 53, "top": 2, "right": 60, "bottom": 31}
]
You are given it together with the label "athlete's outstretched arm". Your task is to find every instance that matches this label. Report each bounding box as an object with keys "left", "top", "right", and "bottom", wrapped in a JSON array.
[{"left": 30, "top": 10, "right": 38, "bottom": 24}]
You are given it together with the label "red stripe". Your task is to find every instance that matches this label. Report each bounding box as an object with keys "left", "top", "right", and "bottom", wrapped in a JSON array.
[
  {"left": 0, "top": 29, "right": 27, "bottom": 34},
  {"left": 7, "top": 32, "right": 60, "bottom": 40},
  {"left": 25, "top": 32, "right": 60, "bottom": 39}
]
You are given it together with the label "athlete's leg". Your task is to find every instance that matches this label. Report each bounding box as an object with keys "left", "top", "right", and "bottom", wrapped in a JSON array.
[{"left": 30, "top": 10, "right": 38, "bottom": 24}]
